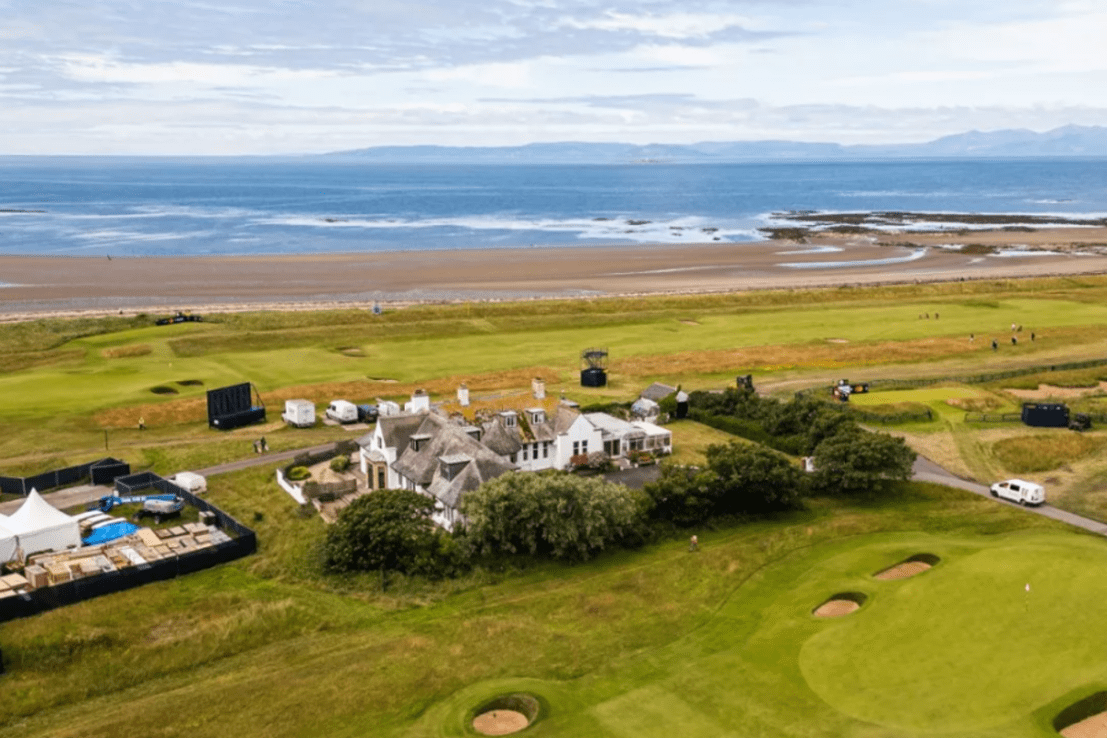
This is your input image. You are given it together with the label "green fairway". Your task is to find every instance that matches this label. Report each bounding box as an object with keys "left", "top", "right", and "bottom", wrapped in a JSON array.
[
  {"left": 406, "top": 530, "right": 1107, "bottom": 738},
  {"left": 10, "top": 280, "right": 1107, "bottom": 737}
]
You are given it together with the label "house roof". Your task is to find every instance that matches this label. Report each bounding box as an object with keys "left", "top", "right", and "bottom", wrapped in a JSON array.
[
  {"left": 553, "top": 404, "right": 583, "bottom": 434},
  {"left": 368, "top": 413, "right": 426, "bottom": 451},
  {"left": 393, "top": 414, "right": 516, "bottom": 492},
  {"left": 584, "top": 412, "right": 644, "bottom": 439},
  {"left": 479, "top": 419, "right": 522, "bottom": 455},
  {"left": 641, "top": 382, "right": 678, "bottom": 402}
]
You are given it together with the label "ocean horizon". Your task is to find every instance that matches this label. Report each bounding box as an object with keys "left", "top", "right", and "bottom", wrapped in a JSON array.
[{"left": 1, "top": 157, "right": 1105, "bottom": 258}]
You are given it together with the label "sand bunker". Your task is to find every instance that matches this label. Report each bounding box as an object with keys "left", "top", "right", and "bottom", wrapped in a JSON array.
[
  {"left": 1060, "top": 712, "right": 1107, "bottom": 738},
  {"left": 471, "top": 694, "right": 540, "bottom": 736},
  {"left": 473, "top": 710, "right": 530, "bottom": 736},
  {"left": 813, "top": 592, "right": 867, "bottom": 618},
  {"left": 874, "top": 554, "right": 940, "bottom": 581}
]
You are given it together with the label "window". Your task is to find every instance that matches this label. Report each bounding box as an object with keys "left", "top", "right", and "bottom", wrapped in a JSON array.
[
  {"left": 510, "top": 453, "right": 517, "bottom": 463},
  {"left": 542, "top": 442, "right": 549, "bottom": 459},
  {"left": 522, "top": 447, "right": 528, "bottom": 461},
  {"left": 573, "top": 441, "right": 581, "bottom": 456},
  {"left": 377, "top": 468, "right": 385, "bottom": 489}
]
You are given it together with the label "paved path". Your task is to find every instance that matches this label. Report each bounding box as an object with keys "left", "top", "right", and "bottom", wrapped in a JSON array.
[{"left": 912, "top": 456, "right": 1107, "bottom": 536}]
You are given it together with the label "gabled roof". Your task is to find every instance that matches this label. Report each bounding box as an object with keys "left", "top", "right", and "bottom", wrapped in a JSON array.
[
  {"left": 553, "top": 404, "right": 583, "bottom": 434},
  {"left": 390, "top": 414, "right": 516, "bottom": 508},
  {"left": 369, "top": 413, "right": 426, "bottom": 451},
  {"left": 641, "top": 382, "right": 678, "bottom": 402}
]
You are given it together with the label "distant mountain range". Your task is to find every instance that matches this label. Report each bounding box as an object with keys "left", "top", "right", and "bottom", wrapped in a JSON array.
[{"left": 327, "top": 125, "right": 1107, "bottom": 163}]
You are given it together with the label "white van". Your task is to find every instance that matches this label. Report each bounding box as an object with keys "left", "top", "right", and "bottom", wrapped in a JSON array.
[
  {"left": 990, "top": 479, "right": 1046, "bottom": 506},
  {"left": 326, "top": 400, "right": 358, "bottom": 424}
]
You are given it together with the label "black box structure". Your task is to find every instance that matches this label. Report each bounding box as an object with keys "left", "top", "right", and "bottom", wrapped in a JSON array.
[
  {"left": 1021, "top": 402, "right": 1069, "bottom": 428},
  {"left": 207, "top": 382, "right": 266, "bottom": 430}
]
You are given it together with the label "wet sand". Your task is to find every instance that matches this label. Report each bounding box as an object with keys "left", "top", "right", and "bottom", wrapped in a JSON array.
[{"left": 3, "top": 228, "right": 1107, "bottom": 321}]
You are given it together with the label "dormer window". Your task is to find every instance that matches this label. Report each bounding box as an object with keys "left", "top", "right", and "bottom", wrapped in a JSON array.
[
  {"left": 527, "top": 409, "right": 545, "bottom": 425},
  {"left": 439, "top": 454, "right": 470, "bottom": 481},
  {"left": 500, "top": 411, "right": 517, "bottom": 428},
  {"left": 410, "top": 433, "right": 431, "bottom": 452}
]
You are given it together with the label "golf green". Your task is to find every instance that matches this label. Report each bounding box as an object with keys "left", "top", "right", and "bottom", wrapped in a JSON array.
[{"left": 416, "top": 530, "right": 1107, "bottom": 737}]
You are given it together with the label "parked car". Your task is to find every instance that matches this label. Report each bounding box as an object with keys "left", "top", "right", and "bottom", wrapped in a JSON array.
[{"left": 990, "top": 479, "right": 1046, "bottom": 506}]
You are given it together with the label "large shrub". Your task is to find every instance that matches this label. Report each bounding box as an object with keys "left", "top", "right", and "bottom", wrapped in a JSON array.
[
  {"left": 460, "top": 472, "right": 648, "bottom": 562},
  {"left": 810, "top": 428, "right": 916, "bottom": 497},
  {"left": 646, "top": 441, "right": 804, "bottom": 526},
  {"left": 323, "top": 489, "right": 464, "bottom": 579}
]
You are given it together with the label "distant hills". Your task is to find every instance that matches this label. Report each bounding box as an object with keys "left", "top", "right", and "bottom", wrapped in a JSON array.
[{"left": 327, "top": 125, "right": 1107, "bottom": 163}]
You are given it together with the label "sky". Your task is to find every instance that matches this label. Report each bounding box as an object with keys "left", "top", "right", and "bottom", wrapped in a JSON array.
[{"left": 2, "top": 0, "right": 1106, "bottom": 155}]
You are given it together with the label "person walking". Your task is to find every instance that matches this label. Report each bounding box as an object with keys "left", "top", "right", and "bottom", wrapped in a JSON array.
[
  {"left": 689, "top": 535, "right": 699, "bottom": 552},
  {"left": 992, "top": 339, "right": 998, "bottom": 351}
]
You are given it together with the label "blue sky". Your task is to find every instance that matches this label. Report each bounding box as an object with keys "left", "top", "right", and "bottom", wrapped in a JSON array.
[{"left": 2, "top": 0, "right": 1105, "bottom": 154}]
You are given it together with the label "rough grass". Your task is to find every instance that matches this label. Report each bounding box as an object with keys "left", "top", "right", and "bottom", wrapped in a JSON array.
[
  {"left": 991, "top": 433, "right": 1107, "bottom": 474},
  {"left": 100, "top": 344, "right": 152, "bottom": 359},
  {"left": 0, "top": 483, "right": 1081, "bottom": 738}
]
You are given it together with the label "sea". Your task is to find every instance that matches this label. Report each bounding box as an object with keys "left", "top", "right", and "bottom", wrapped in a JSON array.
[{"left": 0, "top": 156, "right": 1104, "bottom": 258}]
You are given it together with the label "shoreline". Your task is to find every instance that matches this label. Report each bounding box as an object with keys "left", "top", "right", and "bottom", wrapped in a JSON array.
[{"left": 4, "top": 227, "right": 1107, "bottom": 322}]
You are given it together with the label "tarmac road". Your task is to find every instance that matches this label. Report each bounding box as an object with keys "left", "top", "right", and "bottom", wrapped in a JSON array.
[
  {"left": 7, "top": 447, "right": 1107, "bottom": 538},
  {"left": 912, "top": 455, "right": 1107, "bottom": 536}
]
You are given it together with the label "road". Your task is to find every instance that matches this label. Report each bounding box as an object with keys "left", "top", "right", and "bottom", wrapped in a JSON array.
[
  {"left": 7, "top": 445, "right": 1107, "bottom": 539},
  {"left": 912, "top": 455, "right": 1107, "bottom": 536}
]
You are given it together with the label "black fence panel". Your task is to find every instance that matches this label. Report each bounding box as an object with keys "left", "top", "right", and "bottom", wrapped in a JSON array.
[
  {"left": 0, "top": 457, "right": 131, "bottom": 497},
  {"left": 0, "top": 473, "right": 256, "bottom": 623}
]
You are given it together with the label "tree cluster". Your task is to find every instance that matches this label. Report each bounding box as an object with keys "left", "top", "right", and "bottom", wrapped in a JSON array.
[
  {"left": 646, "top": 442, "right": 804, "bottom": 526},
  {"left": 460, "top": 472, "right": 648, "bottom": 562}
]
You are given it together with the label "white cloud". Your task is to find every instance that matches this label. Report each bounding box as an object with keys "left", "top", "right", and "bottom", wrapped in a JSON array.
[{"left": 559, "top": 10, "right": 757, "bottom": 39}]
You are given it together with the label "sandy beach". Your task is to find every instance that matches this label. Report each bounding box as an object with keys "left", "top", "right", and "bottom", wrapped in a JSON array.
[{"left": 3, "top": 227, "right": 1107, "bottom": 321}]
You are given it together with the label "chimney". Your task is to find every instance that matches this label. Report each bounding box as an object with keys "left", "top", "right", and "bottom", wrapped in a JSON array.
[
  {"left": 408, "top": 388, "right": 430, "bottom": 414},
  {"left": 458, "top": 383, "right": 470, "bottom": 407},
  {"left": 532, "top": 377, "right": 546, "bottom": 400}
]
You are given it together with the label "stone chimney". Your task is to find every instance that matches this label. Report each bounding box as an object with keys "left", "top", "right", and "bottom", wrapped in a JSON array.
[
  {"left": 457, "top": 383, "right": 470, "bottom": 407},
  {"left": 532, "top": 377, "right": 546, "bottom": 400}
]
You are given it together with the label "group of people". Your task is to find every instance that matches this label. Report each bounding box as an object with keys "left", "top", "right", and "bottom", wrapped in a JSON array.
[
  {"left": 253, "top": 437, "right": 269, "bottom": 454},
  {"left": 968, "top": 323, "right": 1035, "bottom": 351}
]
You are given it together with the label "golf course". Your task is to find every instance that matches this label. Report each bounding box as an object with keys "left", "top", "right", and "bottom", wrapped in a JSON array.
[{"left": 5, "top": 276, "right": 1107, "bottom": 737}]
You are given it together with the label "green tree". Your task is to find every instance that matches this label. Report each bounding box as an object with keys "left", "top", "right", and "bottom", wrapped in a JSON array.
[
  {"left": 323, "top": 489, "right": 448, "bottom": 578},
  {"left": 643, "top": 463, "right": 719, "bottom": 527},
  {"left": 646, "top": 442, "right": 804, "bottom": 526},
  {"left": 460, "top": 472, "right": 648, "bottom": 562},
  {"left": 705, "top": 441, "right": 805, "bottom": 514},
  {"left": 811, "top": 428, "right": 917, "bottom": 496}
]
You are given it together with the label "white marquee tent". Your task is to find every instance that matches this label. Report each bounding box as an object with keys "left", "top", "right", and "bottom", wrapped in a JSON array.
[
  {"left": 4, "top": 488, "right": 80, "bottom": 558},
  {"left": 0, "top": 515, "right": 17, "bottom": 562}
]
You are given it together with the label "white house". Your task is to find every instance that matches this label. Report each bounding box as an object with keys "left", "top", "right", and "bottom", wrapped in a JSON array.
[{"left": 361, "top": 412, "right": 515, "bottom": 531}]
